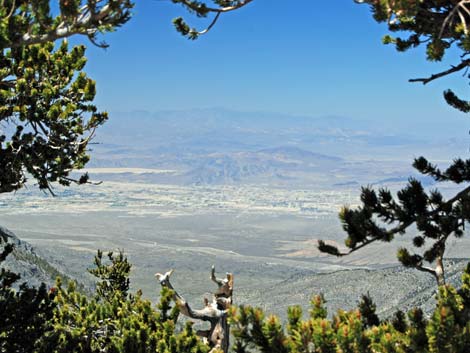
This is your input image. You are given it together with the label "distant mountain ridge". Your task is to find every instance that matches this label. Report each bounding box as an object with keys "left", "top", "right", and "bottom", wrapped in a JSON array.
[
  {"left": 93, "top": 108, "right": 422, "bottom": 155},
  {"left": 84, "top": 108, "right": 463, "bottom": 187}
]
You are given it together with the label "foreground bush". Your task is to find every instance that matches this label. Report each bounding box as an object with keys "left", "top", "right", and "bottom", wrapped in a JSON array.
[
  {"left": 0, "top": 247, "right": 209, "bottom": 353},
  {"left": 43, "top": 250, "right": 210, "bottom": 353},
  {"left": 3, "top": 241, "right": 470, "bottom": 352},
  {"left": 0, "top": 243, "right": 55, "bottom": 353},
  {"left": 230, "top": 264, "right": 470, "bottom": 353}
]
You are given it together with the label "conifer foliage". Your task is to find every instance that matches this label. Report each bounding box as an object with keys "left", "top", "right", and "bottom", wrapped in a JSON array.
[
  {"left": 318, "top": 163, "right": 470, "bottom": 286},
  {"left": 170, "top": 0, "right": 252, "bottom": 39},
  {"left": 0, "top": 41, "right": 107, "bottom": 193},
  {"left": 0, "top": 239, "right": 56, "bottom": 353},
  {"left": 41, "top": 251, "right": 209, "bottom": 353},
  {"left": 0, "top": 0, "right": 134, "bottom": 194},
  {"left": 3, "top": 0, "right": 470, "bottom": 352},
  {"left": 0, "top": 246, "right": 209, "bottom": 353},
  {"left": 230, "top": 266, "right": 470, "bottom": 353}
]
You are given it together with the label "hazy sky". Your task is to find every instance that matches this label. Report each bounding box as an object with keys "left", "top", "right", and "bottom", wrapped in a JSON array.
[{"left": 82, "top": 0, "right": 468, "bottom": 133}]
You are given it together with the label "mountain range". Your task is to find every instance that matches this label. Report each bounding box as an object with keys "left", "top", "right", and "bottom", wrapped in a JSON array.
[{"left": 82, "top": 108, "right": 465, "bottom": 187}]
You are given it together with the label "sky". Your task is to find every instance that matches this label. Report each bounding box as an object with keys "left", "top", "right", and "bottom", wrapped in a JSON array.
[{"left": 80, "top": 0, "right": 469, "bottom": 135}]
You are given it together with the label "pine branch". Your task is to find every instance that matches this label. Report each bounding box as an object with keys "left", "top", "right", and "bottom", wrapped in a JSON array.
[
  {"left": 409, "top": 59, "right": 470, "bottom": 85},
  {"left": 326, "top": 184, "right": 470, "bottom": 256},
  {"left": 172, "top": 0, "right": 253, "bottom": 14},
  {"left": 6, "top": 1, "right": 133, "bottom": 49},
  {"left": 171, "top": 0, "right": 252, "bottom": 39}
]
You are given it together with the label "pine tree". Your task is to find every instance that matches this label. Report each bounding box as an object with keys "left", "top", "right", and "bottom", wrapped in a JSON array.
[
  {"left": 354, "top": 0, "right": 470, "bottom": 110},
  {"left": 0, "top": 41, "right": 109, "bottom": 193},
  {"left": 0, "top": 0, "right": 135, "bottom": 194},
  {"left": 38, "top": 250, "right": 210, "bottom": 353},
  {"left": 0, "top": 0, "right": 248, "bottom": 194},
  {"left": 318, "top": 0, "right": 470, "bottom": 287},
  {"left": 0, "top": 235, "right": 56, "bottom": 353}
]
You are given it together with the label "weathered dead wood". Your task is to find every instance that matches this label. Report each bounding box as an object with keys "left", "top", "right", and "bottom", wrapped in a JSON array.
[{"left": 155, "top": 266, "right": 233, "bottom": 353}]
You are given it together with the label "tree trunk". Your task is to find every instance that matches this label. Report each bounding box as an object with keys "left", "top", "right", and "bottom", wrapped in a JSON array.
[
  {"left": 155, "top": 266, "right": 233, "bottom": 353},
  {"left": 435, "top": 255, "right": 445, "bottom": 286}
]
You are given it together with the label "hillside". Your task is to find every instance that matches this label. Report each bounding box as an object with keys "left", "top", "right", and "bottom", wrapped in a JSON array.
[
  {"left": 238, "top": 259, "right": 468, "bottom": 320},
  {"left": 0, "top": 227, "right": 88, "bottom": 291},
  {"left": 82, "top": 108, "right": 465, "bottom": 188},
  {"left": 2, "top": 225, "right": 467, "bottom": 322}
]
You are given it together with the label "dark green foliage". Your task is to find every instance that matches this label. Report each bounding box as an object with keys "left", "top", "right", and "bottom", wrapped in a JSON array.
[
  {"left": 358, "top": 293, "right": 380, "bottom": 328},
  {"left": 390, "top": 310, "right": 407, "bottom": 333},
  {"left": 38, "top": 250, "right": 210, "bottom": 353},
  {"left": 0, "top": 41, "right": 107, "bottom": 193},
  {"left": 407, "top": 308, "right": 428, "bottom": 352},
  {"left": 319, "top": 157, "right": 470, "bottom": 285},
  {"left": 0, "top": 242, "right": 209, "bottom": 353},
  {"left": 444, "top": 90, "right": 470, "bottom": 113},
  {"left": 88, "top": 250, "right": 131, "bottom": 301},
  {"left": 360, "top": 0, "right": 468, "bottom": 61},
  {"left": 35, "top": 249, "right": 209, "bottom": 353},
  {"left": 0, "top": 242, "right": 56, "bottom": 353},
  {"left": 42, "top": 280, "right": 209, "bottom": 353}
]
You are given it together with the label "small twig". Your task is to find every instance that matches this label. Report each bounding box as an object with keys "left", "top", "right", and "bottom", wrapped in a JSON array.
[
  {"left": 5, "top": 0, "right": 16, "bottom": 20},
  {"left": 439, "top": 0, "right": 470, "bottom": 38}
]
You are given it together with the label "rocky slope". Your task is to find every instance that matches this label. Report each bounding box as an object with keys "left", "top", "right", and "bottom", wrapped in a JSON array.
[
  {"left": 1, "top": 225, "right": 468, "bottom": 322},
  {"left": 237, "top": 259, "right": 468, "bottom": 320},
  {"left": 0, "top": 226, "right": 81, "bottom": 290}
]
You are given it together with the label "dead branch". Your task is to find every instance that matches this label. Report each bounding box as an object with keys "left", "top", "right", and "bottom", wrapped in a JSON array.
[{"left": 156, "top": 266, "right": 233, "bottom": 353}]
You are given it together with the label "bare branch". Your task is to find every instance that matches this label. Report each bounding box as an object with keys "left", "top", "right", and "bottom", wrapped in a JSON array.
[
  {"left": 335, "top": 237, "right": 380, "bottom": 257},
  {"left": 156, "top": 267, "right": 233, "bottom": 352},
  {"left": 439, "top": 0, "right": 470, "bottom": 38},
  {"left": 61, "top": 176, "right": 103, "bottom": 186},
  {"left": 409, "top": 59, "right": 470, "bottom": 85},
  {"left": 194, "top": 12, "right": 221, "bottom": 36},
  {"left": 211, "top": 265, "right": 224, "bottom": 286},
  {"left": 155, "top": 269, "right": 225, "bottom": 321}
]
